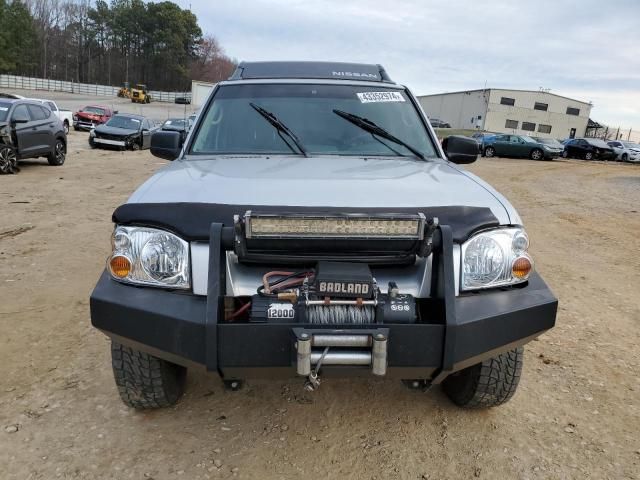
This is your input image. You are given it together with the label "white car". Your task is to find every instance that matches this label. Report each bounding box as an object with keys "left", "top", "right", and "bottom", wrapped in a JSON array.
[
  {"left": 607, "top": 140, "right": 640, "bottom": 163},
  {"left": 29, "top": 99, "right": 74, "bottom": 134}
]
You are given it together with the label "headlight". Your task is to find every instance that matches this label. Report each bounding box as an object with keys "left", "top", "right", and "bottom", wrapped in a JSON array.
[
  {"left": 107, "top": 226, "right": 190, "bottom": 289},
  {"left": 461, "top": 228, "right": 533, "bottom": 291}
]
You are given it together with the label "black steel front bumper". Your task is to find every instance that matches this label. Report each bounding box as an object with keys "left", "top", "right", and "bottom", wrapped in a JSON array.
[{"left": 90, "top": 224, "right": 557, "bottom": 382}]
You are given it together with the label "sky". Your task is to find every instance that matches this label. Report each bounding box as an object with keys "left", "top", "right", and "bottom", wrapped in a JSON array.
[{"left": 187, "top": 0, "right": 640, "bottom": 131}]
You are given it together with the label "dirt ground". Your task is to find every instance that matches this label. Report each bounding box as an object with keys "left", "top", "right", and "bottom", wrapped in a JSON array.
[{"left": 1, "top": 130, "right": 639, "bottom": 480}]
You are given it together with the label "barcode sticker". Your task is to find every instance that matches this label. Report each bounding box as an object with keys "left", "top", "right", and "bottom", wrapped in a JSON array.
[{"left": 357, "top": 91, "right": 405, "bottom": 103}]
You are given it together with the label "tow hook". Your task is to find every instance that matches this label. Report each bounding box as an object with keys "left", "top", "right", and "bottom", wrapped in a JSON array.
[{"left": 304, "top": 347, "right": 329, "bottom": 391}]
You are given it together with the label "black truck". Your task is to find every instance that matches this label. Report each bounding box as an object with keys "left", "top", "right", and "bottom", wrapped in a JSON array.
[{"left": 90, "top": 62, "right": 557, "bottom": 409}]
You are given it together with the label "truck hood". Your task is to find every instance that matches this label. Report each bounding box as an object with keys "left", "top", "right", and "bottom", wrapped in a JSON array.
[
  {"left": 76, "top": 111, "right": 104, "bottom": 120},
  {"left": 128, "top": 156, "right": 513, "bottom": 224}
]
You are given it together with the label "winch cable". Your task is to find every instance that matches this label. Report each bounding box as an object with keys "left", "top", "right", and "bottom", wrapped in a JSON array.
[{"left": 307, "top": 304, "right": 375, "bottom": 324}]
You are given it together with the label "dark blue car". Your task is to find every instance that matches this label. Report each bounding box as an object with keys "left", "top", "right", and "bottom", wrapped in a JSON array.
[{"left": 483, "top": 134, "right": 559, "bottom": 160}]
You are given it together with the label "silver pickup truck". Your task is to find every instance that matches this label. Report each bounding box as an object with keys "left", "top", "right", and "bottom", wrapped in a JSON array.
[{"left": 90, "top": 61, "right": 557, "bottom": 410}]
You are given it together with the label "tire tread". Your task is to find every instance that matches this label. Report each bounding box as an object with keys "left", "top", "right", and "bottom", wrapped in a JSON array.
[
  {"left": 443, "top": 347, "right": 523, "bottom": 409},
  {"left": 111, "top": 341, "right": 186, "bottom": 409}
]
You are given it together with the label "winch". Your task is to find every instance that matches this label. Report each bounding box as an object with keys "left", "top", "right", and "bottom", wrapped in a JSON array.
[
  {"left": 246, "top": 261, "right": 416, "bottom": 390},
  {"left": 249, "top": 261, "right": 417, "bottom": 325}
]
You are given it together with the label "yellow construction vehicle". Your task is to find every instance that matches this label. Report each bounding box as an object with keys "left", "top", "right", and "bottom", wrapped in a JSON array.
[
  {"left": 131, "top": 84, "right": 152, "bottom": 104},
  {"left": 117, "top": 82, "right": 131, "bottom": 98}
]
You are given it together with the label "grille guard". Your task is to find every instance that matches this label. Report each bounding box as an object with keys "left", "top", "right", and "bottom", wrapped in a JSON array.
[{"left": 206, "top": 220, "right": 459, "bottom": 381}]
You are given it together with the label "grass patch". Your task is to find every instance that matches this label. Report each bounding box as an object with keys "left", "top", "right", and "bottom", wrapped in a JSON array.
[{"left": 434, "top": 128, "right": 479, "bottom": 138}]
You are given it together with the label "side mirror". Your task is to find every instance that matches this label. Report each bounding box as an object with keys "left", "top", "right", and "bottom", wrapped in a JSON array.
[
  {"left": 10, "top": 118, "right": 28, "bottom": 126},
  {"left": 151, "top": 130, "right": 182, "bottom": 161},
  {"left": 113, "top": 110, "right": 119, "bottom": 114},
  {"left": 442, "top": 135, "right": 479, "bottom": 164}
]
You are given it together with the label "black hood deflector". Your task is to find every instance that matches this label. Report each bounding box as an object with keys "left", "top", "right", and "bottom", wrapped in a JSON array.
[{"left": 113, "top": 203, "right": 500, "bottom": 243}]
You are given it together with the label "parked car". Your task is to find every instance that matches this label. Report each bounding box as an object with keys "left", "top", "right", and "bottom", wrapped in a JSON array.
[
  {"left": 429, "top": 117, "right": 451, "bottom": 128},
  {"left": 562, "top": 138, "right": 615, "bottom": 161},
  {"left": 73, "top": 105, "right": 115, "bottom": 131},
  {"left": 0, "top": 98, "right": 67, "bottom": 173},
  {"left": 0, "top": 93, "right": 25, "bottom": 99},
  {"left": 160, "top": 118, "right": 189, "bottom": 143},
  {"left": 89, "top": 114, "right": 157, "bottom": 150},
  {"left": 483, "top": 134, "right": 557, "bottom": 160},
  {"left": 187, "top": 112, "right": 198, "bottom": 131},
  {"left": 29, "top": 99, "right": 73, "bottom": 134},
  {"left": 90, "top": 60, "right": 557, "bottom": 411},
  {"left": 174, "top": 96, "right": 191, "bottom": 105},
  {"left": 607, "top": 140, "right": 640, "bottom": 163},
  {"left": 532, "top": 137, "right": 565, "bottom": 158},
  {"left": 471, "top": 132, "right": 496, "bottom": 146}
]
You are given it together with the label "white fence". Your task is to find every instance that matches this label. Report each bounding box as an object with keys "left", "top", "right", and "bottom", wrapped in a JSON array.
[{"left": 0, "top": 74, "right": 190, "bottom": 103}]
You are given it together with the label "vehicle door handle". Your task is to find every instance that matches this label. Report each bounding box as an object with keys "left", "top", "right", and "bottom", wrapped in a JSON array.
[{"left": 31, "top": 127, "right": 37, "bottom": 131}]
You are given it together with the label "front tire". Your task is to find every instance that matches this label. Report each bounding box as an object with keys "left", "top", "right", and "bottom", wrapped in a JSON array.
[
  {"left": 63, "top": 120, "right": 70, "bottom": 135},
  {"left": 584, "top": 151, "right": 594, "bottom": 160},
  {"left": 443, "top": 346, "right": 523, "bottom": 409},
  {"left": 562, "top": 150, "right": 568, "bottom": 158},
  {"left": 530, "top": 148, "right": 543, "bottom": 160},
  {"left": 484, "top": 146, "right": 496, "bottom": 158},
  {"left": 47, "top": 139, "right": 66, "bottom": 166},
  {"left": 111, "top": 341, "right": 187, "bottom": 409},
  {"left": 621, "top": 153, "right": 628, "bottom": 162},
  {"left": 0, "top": 145, "right": 19, "bottom": 174}
]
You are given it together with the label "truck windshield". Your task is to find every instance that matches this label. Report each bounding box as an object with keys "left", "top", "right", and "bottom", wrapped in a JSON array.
[{"left": 190, "top": 84, "right": 437, "bottom": 158}]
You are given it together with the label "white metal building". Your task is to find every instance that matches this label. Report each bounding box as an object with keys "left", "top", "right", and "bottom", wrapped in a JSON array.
[
  {"left": 191, "top": 80, "right": 216, "bottom": 108},
  {"left": 417, "top": 89, "right": 592, "bottom": 139}
]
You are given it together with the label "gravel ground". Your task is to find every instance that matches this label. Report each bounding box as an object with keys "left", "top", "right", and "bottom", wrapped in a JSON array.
[{"left": 0, "top": 131, "right": 639, "bottom": 480}]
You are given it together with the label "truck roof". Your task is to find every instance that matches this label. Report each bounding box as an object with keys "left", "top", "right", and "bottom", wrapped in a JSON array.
[{"left": 229, "top": 61, "right": 394, "bottom": 83}]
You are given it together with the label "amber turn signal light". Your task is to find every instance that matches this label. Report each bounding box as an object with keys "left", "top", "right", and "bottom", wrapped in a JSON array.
[
  {"left": 109, "top": 255, "right": 131, "bottom": 278},
  {"left": 512, "top": 256, "right": 532, "bottom": 279}
]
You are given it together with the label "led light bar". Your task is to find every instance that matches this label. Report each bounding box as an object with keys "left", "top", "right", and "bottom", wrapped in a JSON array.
[{"left": 244, "top": 212, "right": 425, "bottom": 239}]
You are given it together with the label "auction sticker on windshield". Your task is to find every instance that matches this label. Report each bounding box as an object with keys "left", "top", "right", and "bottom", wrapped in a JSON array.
[{"left": 357, "top": 91, "right": 405, "bottom": 103}]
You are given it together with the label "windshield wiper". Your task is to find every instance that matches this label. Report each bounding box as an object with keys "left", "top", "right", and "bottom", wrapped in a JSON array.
[
  {"left": 249, "top": 103, "right": 308, "bottom": 157},
  {"left": 333, "top": 109, "right": 425, "bottom": 160}
]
